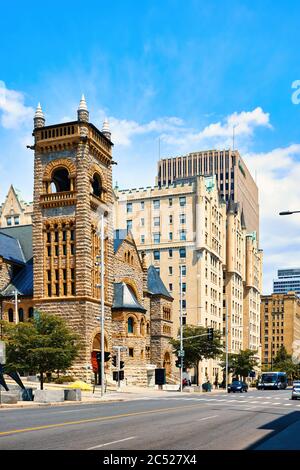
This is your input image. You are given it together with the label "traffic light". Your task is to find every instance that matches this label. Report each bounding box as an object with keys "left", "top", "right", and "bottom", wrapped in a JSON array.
[
  {"left": 96, "top": 352, "right": 101, "bottom": 362},
  {"left": 207, "top": 327, "right": 214, "bottom": 341},
  {"left": 175, "top": 359, "right": 181, "bottom": 368},
  {"left": 120, "top": 361, "right": 125, "bottom": 370},
  {"left": 112, "top": 355, "right": 117, "bottom": 367},
  {"left": 104, "top": 352, "right": 111, "bottom": 362}
]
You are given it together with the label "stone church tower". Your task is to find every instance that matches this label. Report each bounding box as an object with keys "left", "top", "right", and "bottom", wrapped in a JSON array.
[{"left": 32, "top": 97, "right": 114, "bottom": 379}]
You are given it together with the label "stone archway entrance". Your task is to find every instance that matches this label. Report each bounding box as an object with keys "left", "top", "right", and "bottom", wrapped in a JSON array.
[
  {"left": 91, "top": 333, "right": 109, "bottom": 384},
  {"left": 163, "top": 351, "right": 171, "bottom": 379}
]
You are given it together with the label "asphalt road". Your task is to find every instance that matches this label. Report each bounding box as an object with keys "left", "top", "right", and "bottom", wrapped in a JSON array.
[{"left": 0, "top": 389, "right": 300, "bottom": 450}]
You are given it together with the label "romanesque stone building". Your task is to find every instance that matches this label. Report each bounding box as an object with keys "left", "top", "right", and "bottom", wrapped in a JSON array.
[{"left": 0, "top": 99, "right": 175, "bottom": 386}]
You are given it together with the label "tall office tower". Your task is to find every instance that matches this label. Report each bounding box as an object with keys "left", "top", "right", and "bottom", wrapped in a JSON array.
[
  {"left": 224, "top": 200, "right": 262, "bottom": 360},
  {"left": 157, "top": 149, "right": 259, "bottom": 237},
  {"left": 114, "top": 175, "right": 227, "bottom": 383},
  {"left": 261, "top": 293, "right": 300, "bottom": 367},
  {"left": 273, "top": 269, "right": 300, "bottom": 295}
]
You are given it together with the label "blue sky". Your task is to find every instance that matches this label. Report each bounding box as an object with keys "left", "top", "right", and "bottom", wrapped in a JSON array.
[{"left": 1, "top": 0, "right": 300, "bottom": 293}]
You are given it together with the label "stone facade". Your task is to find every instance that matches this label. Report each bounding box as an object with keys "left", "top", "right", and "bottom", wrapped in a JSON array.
[
  {"left": 32, "top": 103, "right": 114, "bottom": 382},
  {"left": 261, "top": 292, "right": 300, "bottom": 366}
]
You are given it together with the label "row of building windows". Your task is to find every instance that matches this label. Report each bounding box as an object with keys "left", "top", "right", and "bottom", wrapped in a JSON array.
[{"left": 126, "top": 196, "right": 187, "bottom": 213}]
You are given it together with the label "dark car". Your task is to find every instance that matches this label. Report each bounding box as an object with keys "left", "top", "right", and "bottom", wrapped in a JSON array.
[{"left": 228, "top": 380, "right": 248, "bottom": 393}]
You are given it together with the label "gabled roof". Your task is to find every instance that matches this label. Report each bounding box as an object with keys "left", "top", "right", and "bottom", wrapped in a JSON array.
[
  {"left": 0, "top": 232, "right": 25, "bottom": 265},
  {"left": 147, "top": 265, "right": 173, "bottom": 300},
  {"left": 114, "top": 229, "right": 128, "bottom": 253},
  {"left": 112, "top": 282, "right": 146, "bottom": 312},
  {"left": 0, "top": 225, "right": 32, "bottom": 261},
  {"left": 1, "top": 258, "right": 33, "bottom": 297}
]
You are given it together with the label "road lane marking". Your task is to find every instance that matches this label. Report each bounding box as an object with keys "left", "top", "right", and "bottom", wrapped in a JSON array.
[
  {"left": 284, "top": 404, "right": 292, "bottom": 406},
  {"left": 0, "top": 403, "right": 210, "bottom": 437},
  {"left": 86, "top": 436, "right": 136, "bottom": 450},
  {"left": 196, "top": 415, "right": 218, "bottom": 421}
]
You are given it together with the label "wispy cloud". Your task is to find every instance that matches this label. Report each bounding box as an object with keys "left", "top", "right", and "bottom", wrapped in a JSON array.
[
  {"left": 0, "top": 80, "right": 34, "bottom": 129},
  {"left": 160, "top": 107, "right": 271, "bottom": 150},
  {"left": 244, "top": 144, "right": 300, "bottom": 293}
]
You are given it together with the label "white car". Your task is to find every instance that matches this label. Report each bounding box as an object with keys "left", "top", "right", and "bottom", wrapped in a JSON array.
[{"left": 291, "top": 381, "right": 300, "bottom": 400}]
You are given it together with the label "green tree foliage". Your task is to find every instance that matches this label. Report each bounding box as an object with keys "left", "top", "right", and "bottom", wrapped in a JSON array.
[
  {"left": 170, "top": 325, "right": 223, "bottom": 384},
  {"left": 1, "top": 312, "right": 81, "bottom": 389},
  {"left": 272, "top": 345, "right": 299, "bottom": 380},
  {"left": 220, "top": 349, "right": 259, "bottom": 381}
]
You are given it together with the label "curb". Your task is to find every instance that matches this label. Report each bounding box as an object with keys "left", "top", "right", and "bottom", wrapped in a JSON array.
[{"left": 0, "top": 398, "right": 126, "bottom": 410}]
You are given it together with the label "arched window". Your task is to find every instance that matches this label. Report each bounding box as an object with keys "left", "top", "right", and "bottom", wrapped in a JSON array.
[
  {"left": 146, "top": 322, "right": 150, "bottom": 335},
  {"left": 50, "top": 167, "right": 70, "bottom": 193},
  {"left": 28, "top": 307, "right": 34, "bottom": 319},
  {"left": 128, "top": 317, "right": 134, "bottom": 334},
  {"left": 18, "top": 308, "right": 24, "bottom": 322},
  {"left": 91, "top": 173, "right": 103, "bottom": 198},
  {"left": 8, "top": 308, "right": 13, "bottom": 322},
  {"left": 140, "top": 319, "right": 145, "bottom": 336}
]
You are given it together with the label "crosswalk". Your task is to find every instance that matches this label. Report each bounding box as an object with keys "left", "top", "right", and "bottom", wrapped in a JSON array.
[{"left": 134, "top": 394, "right": 300, "bottom": 409}]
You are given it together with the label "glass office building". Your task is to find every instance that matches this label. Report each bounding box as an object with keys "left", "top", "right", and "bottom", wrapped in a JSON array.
[{"left": 273, "top": 269, "right": 300, "bottom": 295}]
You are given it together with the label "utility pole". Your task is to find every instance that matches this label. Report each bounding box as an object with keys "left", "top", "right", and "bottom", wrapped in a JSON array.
[
  {"left": 225, "top": 294, "right": 229, "bottom": 391},
  {"left": 180, "top": 265, "right": 183, "bottom": 392},
  {"left": 100, "top": 213, "right": 105, "bottom": 397},
  {"left": 14, "top": 290, "right": 19, "bottom": 324}
]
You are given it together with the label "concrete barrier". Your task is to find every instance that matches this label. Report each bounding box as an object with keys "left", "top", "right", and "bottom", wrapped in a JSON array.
[
  {"left": 34, "top": 389, "right": 64, "bottom": 403},
  {"left": 0, "top": 392, "right": 19, "bottom": 404},
  {"left": 162, "top": 384, "right": 180, "bottom": 391},
  {"left": 64, "top": 389, "right": 81, "bottom": 401}
]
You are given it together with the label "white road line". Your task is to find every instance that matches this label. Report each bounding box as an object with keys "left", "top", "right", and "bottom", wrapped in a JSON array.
[
  {"left": 86, "top": 436, "right": 136, "bottom": 450},
  {"left": 284, "top": 404, "right": 292, "bottom": 406},
  {"left": 196, "top": 415, "right": 218, "bottom": 421}
]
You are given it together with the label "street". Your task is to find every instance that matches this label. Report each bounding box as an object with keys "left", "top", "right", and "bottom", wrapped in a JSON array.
[{"left": 0, "top": 389, "right": 300, "bottom": 450}]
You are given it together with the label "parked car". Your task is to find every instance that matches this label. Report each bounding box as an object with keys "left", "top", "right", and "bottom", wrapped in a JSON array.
[
  {"left": 291, "top": 381, "right": 300, "bottom": 400},
  {"left": 228, "top": 380, "right": 248, "bottom": 393}
]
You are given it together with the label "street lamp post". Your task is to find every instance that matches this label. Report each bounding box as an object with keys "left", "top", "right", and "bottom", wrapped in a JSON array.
[
  {"left": 225, "top": 294, "right": 229, "bottom": 391},
  {"left": 100, "top": 213, "right": 105, "bottom": 397},
  {"left": 179, "top": 265, "right": 183, "bottom": 392},
  {"left": 279, "top": 210, "right": 300, "bottom": 216}
]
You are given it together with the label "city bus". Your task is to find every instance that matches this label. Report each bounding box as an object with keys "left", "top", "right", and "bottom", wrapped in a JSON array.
[{"left": 257, "top": 372, "right": 288, "bottom": 390}]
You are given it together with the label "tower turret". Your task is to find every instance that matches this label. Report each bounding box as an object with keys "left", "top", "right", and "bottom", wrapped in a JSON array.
[
  {"left": 102, "top": 118, "right": 111, "bottom": 140},
  {"left": 34, "top": 103, "right": 45, "bottom": 129},
  {"left": 77, "top": 94, "right": 89, "bottom": 122}
]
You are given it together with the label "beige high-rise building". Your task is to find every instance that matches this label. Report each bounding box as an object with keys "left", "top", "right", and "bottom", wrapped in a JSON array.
[
  {"left": 261, "top": 293, "right": 300, "bottom": 367},
  {"left": 114, "top": 173, "right": 263, "bottom": 383},
  {"left": 157, "top": 149, "right": 259, "bottom": 238},
  {"left": 0, "top": 185, "right": 33, "bottom": 227}
]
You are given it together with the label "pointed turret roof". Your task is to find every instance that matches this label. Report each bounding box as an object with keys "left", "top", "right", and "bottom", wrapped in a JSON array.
[
  {"left": 147, "top": 265, "right": 173, "bottom": 300},
  {"left": 34, "top": 102, "right": 44, "bottom": 118},
  {"left": 78, "top": 94, "right": 88, "bottom": 111},
  {"left": 102, "top": 117, "right": 110, "bottom": 134}
]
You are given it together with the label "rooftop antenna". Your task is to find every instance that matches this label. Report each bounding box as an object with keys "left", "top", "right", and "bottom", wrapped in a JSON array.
[
  {"left": 158, "top": 137, "right": 161, "bottom": 160},
  {"left": 232, "top": 125, "right": 237, "bottom": 152}
]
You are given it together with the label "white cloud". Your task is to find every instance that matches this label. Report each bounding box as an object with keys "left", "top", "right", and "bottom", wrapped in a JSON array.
[
  {"left": 101, "top": 115, "right": 185, "bottom": 146},
  {"left": 244, "top": 145, "right": 300, "bottom": 293},
  {"left": 160, "top": 107, "right": 271, "bottom": 150},
  {"left": 0, "top": 80, "right": 34, "bottom": 129}
]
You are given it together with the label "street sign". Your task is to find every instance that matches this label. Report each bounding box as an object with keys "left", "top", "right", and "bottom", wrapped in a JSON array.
[
  {"left": 0, "top": 341, "right": 6, "bottom": 364},
  {"left": 113, "top": 346, "right": 128, "bottom": 352},
  {"left": 178, "top": 350, "right": 185, "bottom": 357}
]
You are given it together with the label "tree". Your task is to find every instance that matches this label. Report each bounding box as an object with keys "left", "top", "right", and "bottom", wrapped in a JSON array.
[
  {"left": 170, "top": 325, "right": 223, "bottom": 385},
  {"left": 272, "top": 346, "right": 299, "bottom": 381},
  {"left": 220, "top": 349, "right": 259, "bottom": 382},
  {"left": 1, "top": 312, "right": 81, "bottom": 389}
]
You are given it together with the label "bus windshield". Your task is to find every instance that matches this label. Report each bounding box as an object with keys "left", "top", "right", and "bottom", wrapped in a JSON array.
[{"left": 261, "top": 373, "right": 278, "bottom": 383}]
